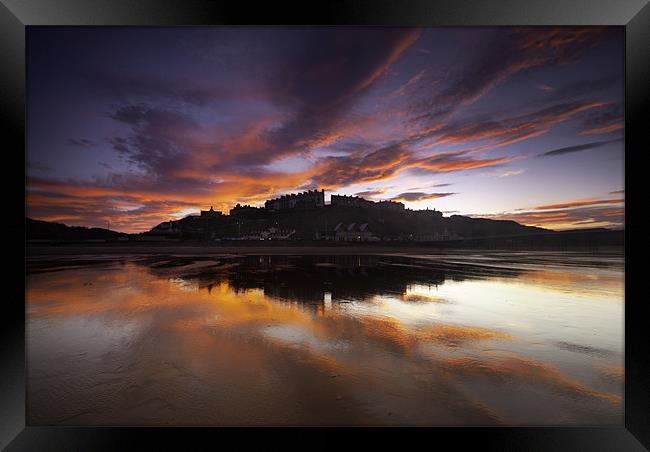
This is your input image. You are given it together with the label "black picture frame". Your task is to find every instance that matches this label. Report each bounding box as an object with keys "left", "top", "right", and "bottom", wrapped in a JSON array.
[{"left": 3, "top": 0, "right": 648, "bottom": 449}]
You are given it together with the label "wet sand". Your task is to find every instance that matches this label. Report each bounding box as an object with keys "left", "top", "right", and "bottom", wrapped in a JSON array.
[{"left": 26, "top": 251, "right": 624, "bottom": 426}]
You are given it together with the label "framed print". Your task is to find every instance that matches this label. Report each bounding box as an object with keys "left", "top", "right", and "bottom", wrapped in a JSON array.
[{"left": 2, "top": 0, "right": 649, "bottom": 450}]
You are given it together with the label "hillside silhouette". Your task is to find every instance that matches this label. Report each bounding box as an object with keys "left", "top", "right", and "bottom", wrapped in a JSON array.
[{"left": 26, "top": 218, "right": 128, "bottom": 242}]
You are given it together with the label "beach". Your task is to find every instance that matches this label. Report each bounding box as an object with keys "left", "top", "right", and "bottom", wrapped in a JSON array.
[{"left": 26, "top": 249, "right": 624, "bottom": 425}]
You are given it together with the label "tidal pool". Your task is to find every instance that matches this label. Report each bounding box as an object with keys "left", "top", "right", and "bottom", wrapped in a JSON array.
[{"left": 26, "top": 252, "right": 624, "bottom": 425}]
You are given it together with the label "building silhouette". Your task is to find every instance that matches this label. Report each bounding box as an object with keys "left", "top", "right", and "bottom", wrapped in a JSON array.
[
  {"left": 330, "top": 194, "right": 375, "bottom": 208},
  {"left": 333, "top": 222, "right": 379, "bottom": 241},
  {"left": 377, "top": 200, "right": 405, "bottom": 211},
  {"left": 265, "top": 189, "right": 325, "bottom": 211},
  {"left": 230, "top": 203, "right": 260, "bottom": 217},
  {"left": 410, "top": 207, "right": 442, "bottom": 218},
  {"left": 200, "top": 206, "right": 223, "bottom": 218},
  {"left": 142, "top": 188, "right": 485, "bottom": 243}
]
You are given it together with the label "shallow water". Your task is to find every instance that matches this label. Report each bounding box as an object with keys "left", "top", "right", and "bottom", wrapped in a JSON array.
[{"left": 26, "top": 252, "right": 624, "bottom": 425}]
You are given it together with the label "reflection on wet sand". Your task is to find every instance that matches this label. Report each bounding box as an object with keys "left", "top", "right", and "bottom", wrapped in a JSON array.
[{"left": 27, "top": 253, "right": 623, "bottom": 425}]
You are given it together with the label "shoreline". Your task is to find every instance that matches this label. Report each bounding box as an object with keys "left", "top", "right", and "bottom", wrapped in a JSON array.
[{"left": 26, "top": 243, "right": 625, "bottom": 257}]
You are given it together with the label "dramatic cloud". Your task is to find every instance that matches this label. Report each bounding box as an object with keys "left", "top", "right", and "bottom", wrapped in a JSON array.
[
  {"left": 68, "top": 138, "right": 96, "bottom": 148},
  {"left": 261, "top": 28, "right": 422, "bottom": 158},
  {"left": 481, "top": 196, "right": 624, "bottom": 229},
  {"left": 499, "top": 169, "right": 526, "bottom": 177},
  {"left": 391, "top": 192, "right": 457, "bottom": 202},
  {"left": 579, "top": 103, "right": 624, "bottom": 135},
  {"left": 534, "top": 197, "right": 623, "bottom": 210},
  {"left": 108, "top": 110, "right": 196, "bottom": 174},
  {"left": 539, "top": 138, "right": 622, "bottom": 157},
  {"left": 26, "top": 27, "right": 624, "bottom": 232},
  {"left": 483, "top": 206, "right": 624, "bottom": 230},
  {"left": 408, "top": 182, "right": 454, "bottom": 190},
  {"left": 424, "top": 100, "right": 609, "bottom": 149},
  {"left": 409, "top": 27, "right": 614, "bottom": 127},
  {"left": 354, "top": 188, "right": 389, "bottom": 199},
  {"left": 413, "top": 153, "right": 518, "bottom": 173},
  {"left": 26, "top": 186, "right": 198, "bottom": 232},
  {"left": 312, "top": 144, "right": 516, "bottom": 189},
  {"left": 311, "top": 144, "right": 412, "bottom": 188}
]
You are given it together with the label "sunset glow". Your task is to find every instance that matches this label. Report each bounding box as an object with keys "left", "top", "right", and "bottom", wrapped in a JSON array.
[{"left": 26, "top": 27, "right": 624, "bottom": 232}]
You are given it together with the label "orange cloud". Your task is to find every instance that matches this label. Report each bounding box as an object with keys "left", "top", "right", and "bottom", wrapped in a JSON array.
[
  {"left": 481, "top": 205, "right": 624, "bottom": 230},
  {"left": 390, "top": 192, "right": 457, "bottom": 203},
  {"left": 413, "top": 154, "right": 517, "bottom": 173},
  {"left": 580, "top": 121, "right": 624, "bottom": 135},
  {"left": 431, "top": 101, "right": 608, "bottom": 148},
  {"left": 535, "top": 198, "right": 623, "bottom": 210},
  {"left": 351, "top": 29, "right": 423, "bottom": 97},
  {"left": 26, "top": 28, "right": 623, "bottom": 234}
]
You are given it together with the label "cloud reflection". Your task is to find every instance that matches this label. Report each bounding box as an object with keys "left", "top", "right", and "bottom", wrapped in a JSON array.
[{"left": 27, "top": 253, "right": 623, "bottom": 425}]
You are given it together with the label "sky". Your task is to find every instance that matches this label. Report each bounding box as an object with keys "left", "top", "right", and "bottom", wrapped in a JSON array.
[{"left": 26, "top": 27, "right": 624, "bottom": 233}]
